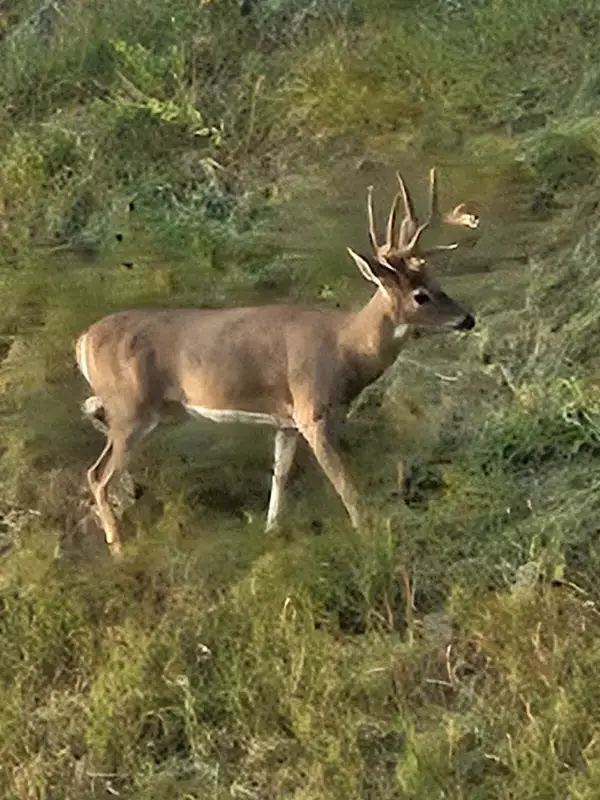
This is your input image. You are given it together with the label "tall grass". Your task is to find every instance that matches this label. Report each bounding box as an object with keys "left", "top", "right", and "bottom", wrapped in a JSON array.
[{"left": 1, "top": 0, "right": 600, "bottom": 797}]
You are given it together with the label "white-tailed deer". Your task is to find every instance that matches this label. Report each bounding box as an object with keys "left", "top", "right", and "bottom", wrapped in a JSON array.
[{"left": 76, "top": 167, "right": 479, "bottom": 556}]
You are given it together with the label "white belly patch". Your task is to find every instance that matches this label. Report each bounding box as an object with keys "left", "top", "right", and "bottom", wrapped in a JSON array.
[{"left": 184, "top": 405, "right": 281, "bottom": 426}]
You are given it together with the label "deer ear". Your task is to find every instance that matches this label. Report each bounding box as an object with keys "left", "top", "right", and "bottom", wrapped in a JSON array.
[
  {"left": 346, "top": 247, "right": 389, "bottom": 291},
  {"left": 346, "top": 247, "right": 378, "bottom": 283}
]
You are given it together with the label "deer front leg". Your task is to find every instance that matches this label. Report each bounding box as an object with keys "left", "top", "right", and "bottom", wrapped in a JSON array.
[
  {"left": 266, "top": 428, "right": 298, "bottom": 531},
  {"left": 299, "top": 418, "right": 362, "bottom": 528}
]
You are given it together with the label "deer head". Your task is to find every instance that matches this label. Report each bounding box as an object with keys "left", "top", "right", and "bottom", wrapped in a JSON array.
[{"left": 347, "top": 168, "right": 478, "bottom": 332}]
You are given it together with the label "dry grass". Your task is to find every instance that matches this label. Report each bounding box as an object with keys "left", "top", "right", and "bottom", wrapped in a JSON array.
[{"left": 1, "top": 0, "right": 600, "bottom": 797}]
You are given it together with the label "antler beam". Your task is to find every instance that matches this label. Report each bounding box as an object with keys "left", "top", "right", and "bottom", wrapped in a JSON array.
[{"left": 366, "top": 168, "right": 480, "bottom": 264}]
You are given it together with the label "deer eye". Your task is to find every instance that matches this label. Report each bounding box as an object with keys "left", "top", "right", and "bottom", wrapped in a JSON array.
[{"left": 413, "top": 290, "right": 431, "bottom": 306}]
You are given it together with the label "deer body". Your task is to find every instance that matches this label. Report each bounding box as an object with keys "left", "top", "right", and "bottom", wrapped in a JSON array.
[
  {"left": 77, "top": 168, "right": 479, "bottom": 555},
  {"left": 77, "top": 295, "right": 408, "bottom": 424}
]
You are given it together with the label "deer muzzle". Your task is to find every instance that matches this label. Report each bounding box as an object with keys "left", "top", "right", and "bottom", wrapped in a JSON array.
[{"left": 454, "top": 313, "right": 476, "bottom": 331}]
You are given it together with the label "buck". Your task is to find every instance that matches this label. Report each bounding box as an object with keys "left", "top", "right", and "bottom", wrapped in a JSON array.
[{"left": 76, "top": 167, "right": 479, "bottom": 556}]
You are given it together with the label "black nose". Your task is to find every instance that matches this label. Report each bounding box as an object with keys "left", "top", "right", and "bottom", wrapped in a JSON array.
[{"left": 455, "top": 313, "right": 475, "bottom": 331}]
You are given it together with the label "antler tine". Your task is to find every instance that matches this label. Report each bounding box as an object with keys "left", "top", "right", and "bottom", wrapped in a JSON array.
[
  {"left": 395, "top": 171, "right": 418, "bottom": 248},
  {"left": 385, "top": 191, "right": 402, "bottom": 250},
  {"left": 396, "top": 172, "right": 416, "bottom": 222},
  {"left": 401, "top": 219, "right": 430, "bottom": 258},
  {"left": 366, "top": 185, "right": 379, "bottom": 254},
  {"left": 444, "top": 202, "right": 480, "bottom": 230},
  {"left": 421, "top": 166, "right": 479, "bottom": 256},
  {"left": 415, "top": 166, "right": 452, "bottom": 256},
  {"left": 434, "top": 169, "right": 479, "bottom": 230},
  {"left": 427, "top": 166, "right": 440, "bottom": 225}
]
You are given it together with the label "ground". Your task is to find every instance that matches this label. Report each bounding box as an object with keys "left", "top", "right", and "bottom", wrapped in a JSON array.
[{"left": 1, "top": 0, "right": 600, "bottom": 797}]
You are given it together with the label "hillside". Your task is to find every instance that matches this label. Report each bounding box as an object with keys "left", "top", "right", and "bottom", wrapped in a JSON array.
[{"left": 2, "top": 0, "right": 600, "bottom": 797}]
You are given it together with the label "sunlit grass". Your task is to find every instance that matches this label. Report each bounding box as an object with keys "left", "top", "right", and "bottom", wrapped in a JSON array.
[{"left": 1, "top": 0, "right": 600, "bottom": 797}]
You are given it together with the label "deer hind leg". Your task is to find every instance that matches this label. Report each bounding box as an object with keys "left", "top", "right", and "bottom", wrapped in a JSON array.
[
  {"left": 87, "top": 414, "right": 159, "bottom": 556},
  {"left": 266, "top": 428, "right": 298, "bottom": 532},
  {"left": 87, "top": 439, "right": 120, "bottom": 554},
  {"left": 299, "top": 418, "right": 361, "bottom": 528}
]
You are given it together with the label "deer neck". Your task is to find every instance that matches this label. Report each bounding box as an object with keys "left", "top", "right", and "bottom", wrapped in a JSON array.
[{"left": 338, "top": 289, "right": 409, "bottom": 390}]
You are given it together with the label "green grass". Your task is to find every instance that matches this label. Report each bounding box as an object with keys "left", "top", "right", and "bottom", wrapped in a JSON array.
[{"left": 2, "top": 0, "right": 600, "bottom": 797}]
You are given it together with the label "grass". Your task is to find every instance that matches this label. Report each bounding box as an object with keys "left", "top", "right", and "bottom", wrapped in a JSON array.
[{"left": 2, "top": 0, "right": 600, "bottom": 797}]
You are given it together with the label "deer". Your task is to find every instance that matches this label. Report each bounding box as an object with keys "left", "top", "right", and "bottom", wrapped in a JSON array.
[{"left": 75, "top": 167, "right": 480, "bottom": 556}]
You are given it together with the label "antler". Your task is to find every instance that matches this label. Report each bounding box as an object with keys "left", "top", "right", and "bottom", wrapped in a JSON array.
[
  {"left": 366, "top": 184, "right": 403, "bottom": 259},
  {"left": 444, "top": 201, "right": 479, "bottom": 230},
  {"left": 366, "top": 168, "right": 479, "bottom": 266},
  {"left": 395, "top": 167, "right": 479, "bottom": 261}
]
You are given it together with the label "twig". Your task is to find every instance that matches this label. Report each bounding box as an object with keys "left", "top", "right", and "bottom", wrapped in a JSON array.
[
  {"left": 495, "top": 362, "right": 518, "bottom": 395},
  {"left": 398, "top": 357, "right": 463, "bottom": 382}
]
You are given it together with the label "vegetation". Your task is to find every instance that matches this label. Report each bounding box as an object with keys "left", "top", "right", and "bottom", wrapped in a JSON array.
[{"left": 1, "top": 0, "right": 600, "bottom": 796}]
